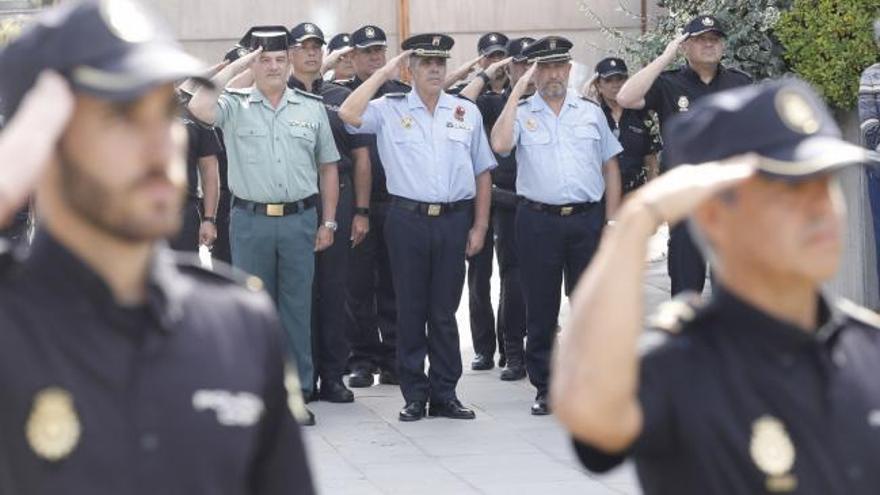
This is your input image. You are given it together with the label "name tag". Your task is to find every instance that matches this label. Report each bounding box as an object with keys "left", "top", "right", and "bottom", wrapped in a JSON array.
[
  {"left": 290, "top": 120, "right": 318, "bottom": 130},
  {"left": 446, "top": 121, "right": 473, "bottom": 131},
  {"left": 192, "top": 389, "right": 265, "bottom": 427}
]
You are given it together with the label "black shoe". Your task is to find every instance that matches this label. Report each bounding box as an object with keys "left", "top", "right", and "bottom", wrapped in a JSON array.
[
  {"left": 429, "top": 398, "right": 476, "bottom": 420},
  {"left": 398, "top": 401, "right": 427, "bottom": 422},
  {"left": 498, "top": 354, "right": 507, "bottom": 368},
  {"left": 300, "top": 407, "right": 316, "bottom": 426},
  {"left": 500, "top": 364, "right": 526, "bottom": 381},
  {"left": 378, "top": 369, "right": 399, "bottom": 385},
  {"left": 531, "top": 393, "right": 550, "bottom": 416},
  {"left": 318, "top": 381, "right": 355, "bottom": 403},
  {"left": 348, "top": 369, "right": 374, "bottom": 388},
  {"left": 471, "top": 354, "right": 494, "bottom": 371}
]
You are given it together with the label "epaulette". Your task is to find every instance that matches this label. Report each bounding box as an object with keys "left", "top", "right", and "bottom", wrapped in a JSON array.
[
  {"left": 836, "top": 298, "right": 880, "bottom": 330},
  {"left": 385, "top": 92, "right": 407, "bottom": 99},
  {"left": 172, "top": 253, "right": 266, "bottom": 293},
  {"left": 224, "top": 87, "right": 252, "bottom": 95},
  {"left": 518, "top": 97, "right": 529, "bottom": 106},
  {"left": 391, "top": 79, "right": 412, "bottom": 90},
  {"left": 455, "top": 93, "right": 475, "bottom": 104},
  {"left": 580, "top": 95, "right": 600, "bottom": 106},
  {"left": 648, "top": 291, "right": 705, "bottom": 334},
  {"left": 293, "top": 87, "right": 323, "bottom": 101}
]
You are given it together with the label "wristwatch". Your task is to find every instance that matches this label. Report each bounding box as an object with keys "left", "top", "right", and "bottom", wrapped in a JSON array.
[
  {"left": 323, "top": 220, "right": 338, "bottom": 232},
  {"left": 605, "top": 220, "right": 617, "bottom": 227},
  {"left": 202, "top": 216, "right": 216, "bottom": 224},
  {"left": 354, "top": 207, "right": 370, "bottom": 216},
  {"left": 477, "top": 70, "right": 491, "bottom": 85}
]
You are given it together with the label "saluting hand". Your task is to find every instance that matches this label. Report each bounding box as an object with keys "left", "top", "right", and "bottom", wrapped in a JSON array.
[
  {"left": 234, "top": 47, "right": 263, "bottom": 71},
  {"left": 380, "top": 49, "right": 413, "bottom": 81},
  {"left": 485, "top": 56, "right": 513, "bottom": 79},
  {"left": 322, "top": 46, "right": 354, "bottom": 73},
  {"left": 661, "top": 32, "right": 690, "bottom": 63}
]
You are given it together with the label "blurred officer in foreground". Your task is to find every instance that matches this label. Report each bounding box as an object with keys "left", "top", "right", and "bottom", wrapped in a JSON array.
[
  {"left": 554, "top": 78, "right": 880, "bottom": 494},
  {"left": 341, "top": 24, "right": 410, "bottom": 389},
  {"left": 587, "top": 57, "right": 660, "bottom": 195},
  {"left": 340, "top": 33, "right": 496, "bottom": 421},
  {"left": 858, "top": 20, "right": 880, "bottom": 294},
  {"left": 459, "top": 37, "right": 534, "bottom": 380},
  {"left": 0, "top": 1, "right": 314, "bottom": 493},
  {"left": 287, "top": 22, "right": 372, "bottom": 403},
  {"left": 616, "top": 14, "right": 751, "bottom": 296},
  {"left": 492, "top": 36, "right": 622, "bottom": 415},
  {"left": 189, "top": 26, "right": 341, "bottom": 425}
]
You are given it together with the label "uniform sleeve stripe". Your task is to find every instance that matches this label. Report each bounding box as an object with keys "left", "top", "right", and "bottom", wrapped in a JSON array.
[{"left": 860, "top": 85, "right": 880, "bottom": 94}]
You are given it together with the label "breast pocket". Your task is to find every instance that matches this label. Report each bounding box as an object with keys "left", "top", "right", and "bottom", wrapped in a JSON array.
[
  {"left": 569, "top": 125, "right": 602, "bottom": 158},
  {"left": 289, "top": 125, "right": 316, "bottom": 145},
  {"left": 520, "top": 130, "right": 551, "bottom": 147},
  {"left": 235, "top": 127, "right": 269, "bottom": 163},
  {"left": 447, "top": 127, "right": 471, "bottom": 148},
  {"left": 391, "top": 128, "right": 425, "bottom": 145}
]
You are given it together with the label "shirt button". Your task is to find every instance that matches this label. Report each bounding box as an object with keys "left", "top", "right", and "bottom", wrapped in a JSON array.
[
  {"left": 847, "top": 465, "right": 862, "bottom": 480},
  {"left": 140, "top": 433, "right": 159, "bottom": 452}
]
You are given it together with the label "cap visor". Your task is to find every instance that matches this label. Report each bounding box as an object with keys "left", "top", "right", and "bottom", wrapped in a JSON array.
[
  {"left": 71, "top": 43, "right": 211, "bottom": 101},
  {"left": 294, "top": 35, "right": 325, "bottom": 45},
  {"left": 480, "top": 46, "right": 508, "bottom": 57},
  {"left": 756, "top": 136, "right": 879, "bottom": 179},
  {"left": 355, "top": 40, "right": 386, "bottom": 49},
  {"left": 686, "top": 28, "right": 726, "bottom": 38},
  {"left": 599, "top": 70, "right": 628, "bottom": 78}
]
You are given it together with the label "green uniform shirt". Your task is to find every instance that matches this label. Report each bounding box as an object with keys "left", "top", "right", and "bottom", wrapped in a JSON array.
[{"left": 215, "top": 86, "right": 340, "bottom": 203}]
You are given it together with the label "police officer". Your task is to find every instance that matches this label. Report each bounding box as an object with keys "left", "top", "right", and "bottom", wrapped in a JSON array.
[
  {"left": 340, "top": 33, "right": 496, "bottom": 421},
  {"left": 459, "top": 37, "right": 534, "bottom": 381},
  {"left": 446, "top": 32, "right": 509, "bottom": 98},
  {"left": 341, "top": 24, "right": 410, "bottom": 389},
  {"left": 588, "top": 57, "right": 660, "bottom": 195},
  {"left": 188, "top": 26, "right": 341, "bottom": 422},
  {"left": 858, "top": 23, "right": 880, "bottom": 291},
  {"left": 288, "top": 22, "right": 372, "bottom": 403},
  {"left": 169, "top": 87, "right": 221, "bottom": 252},
  {"left": 323, "top": 33, "right": 355, "bottom": 82},
  {"left": 616, "top": 14, "right": 751, "bottom": 296},
  {"left": 491, "top": 36, "right": 623, "bottom": 415},
  {"left": 0, "top": 1, "right": 314, "bottom": 492},
  {"left": 554, "top": 78, "right": 880, "bottom": 495}
]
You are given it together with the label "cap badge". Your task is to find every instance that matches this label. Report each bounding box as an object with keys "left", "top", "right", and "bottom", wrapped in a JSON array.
[
  {"left": 776, "top": 89, "right": 820, "bottom": 135},
  {"left": 401, "top": 116, "right": 414, "bottom": 129},
  {"left": 677, "top": 95, "right": 690, "bottom": 112},
  {"left": 549, "top": 39, "right": 557, "bottom": 50},
  {"left": 26, "top": 387, "right": 81, "bottom": 462},
  {"left": 522, "top": 41, "right": 530, "bottom": 49},
  {"left": 526, "top": 118, "right": 538, "bottom": 131},
  {"left": 702, "top": 17, "right": 715, "bottom": 27},
  {"left": 101, "top": 0, "right": 155, "bottom": 43},
  {"left": 610, "top": 60, "right": 617, "bottom": 67},
  {"left": 432, "top": 36, "right": 441, "bottom": 47},
  {"left": 454, "top": 106, "right": 466, "bottom": 122},
  {"left": 489, "top": 35, "right": 497, "bottom": 42},
  {"left": 365, "top": 27, "right": 376, "bottom": 38},
  {"left": 305, "top": 24, "right": 315, "bottom": 34},
  {"left": 750, "top": 416, "right": 798, "bottom": 492},
  {"left": 343, "top": 36, "right": 349, "bottom": 42}
]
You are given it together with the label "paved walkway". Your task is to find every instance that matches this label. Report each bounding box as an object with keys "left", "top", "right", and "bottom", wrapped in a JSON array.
[{"left": 303, "top": 251, "right": 673, "bottom": 494}]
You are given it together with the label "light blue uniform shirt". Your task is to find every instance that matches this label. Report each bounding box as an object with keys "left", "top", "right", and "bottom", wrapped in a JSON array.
[
  {"left": 510, "top": 89, "right": 622, "bottom": 205},
  {"left": 346, "top": 90, "right": 496, "bottom": 203}
]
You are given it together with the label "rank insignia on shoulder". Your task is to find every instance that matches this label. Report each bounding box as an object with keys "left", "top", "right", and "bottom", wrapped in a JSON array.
[
  {"left": 750, "top": 415, "right": 798, "bottom": 492},
  {"left": 26, "top": 387, "right": 81, "bottom": 461},
  {"left": 648, "top": 291, "right": 703, "bottom": 334},
  {"left": 385, "top": 92, "right": 406, "bottom": 99},
  {"left": 836, "top": 298, "right": 880, "bottom": 329}
]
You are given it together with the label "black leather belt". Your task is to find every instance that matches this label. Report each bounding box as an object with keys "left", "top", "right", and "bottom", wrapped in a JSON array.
[
  {"left": 520, "top": 198, "right": 598, "bottom": 217},
  {"left": 233, "top": 195, "right": 318, "bottom": 217},
  {"left": 391, "top": 196, "right": 473, "bottom": 217}
]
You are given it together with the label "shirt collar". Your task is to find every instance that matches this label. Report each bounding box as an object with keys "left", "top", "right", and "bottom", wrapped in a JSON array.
[
  {"left": 288, "top": 76, "right": 323, "bottom": 94},
  {"left": 248, "top": 86, "right": 300, "bottom": 105},
  {"left": 25, "top": 231, "right": 186, "bottom": 333},
  {"left": 406, "top": 90, "right": 455, "bottom": 111},
  {"left": 682, "top": 62, "right": 726, "bottom": 85},
  {"left": 529, "top": 89, "right": 578, "bottom": 113}
]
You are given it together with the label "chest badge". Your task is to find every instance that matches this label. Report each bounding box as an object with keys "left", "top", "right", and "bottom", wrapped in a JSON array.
[
  {"left": 454, "top": 105, "right": 466, "bottom": 122},
  {"left": 401, "top": 116, "right": 414, "bottom": 129},
  {"left": 525, "top": 118, "right": 539, "bottom": 131},
  {"left": 750, "top": 416, "right": 798, "bottom": 492},
  {"left": 26, "top": 387, "right": 81, "bottom": 461},
  {"left": 677, "top": 95, "right": 690, "bottom": 112}
]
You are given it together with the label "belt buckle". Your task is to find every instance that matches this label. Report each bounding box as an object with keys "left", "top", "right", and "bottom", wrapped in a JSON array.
[
  {"left": 266, "top": 204, "right": 285, "bottom": 217},
  {"left": 427, "top": 204, "right": 442, "bottom": 217},
  {"left": 560, "top": 206, "right": 574, "bottom": 216}
]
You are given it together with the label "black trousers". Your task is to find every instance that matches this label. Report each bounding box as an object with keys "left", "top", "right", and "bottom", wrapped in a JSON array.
[
  {"left": 466, "top": 218, "right": 501, "bottom": 359},
  {"left": 169, "top": 197, "right": 200, "bottom": 252},
  {"left": 516, "top": 203, "right": 604, "bottom": 395},
  {"left": 212, "top": 190, "right": 233, "bottom": 264},
  {"left": 494, "top": 205, "right": 526, "bottom": 366},
  {"left": 346, "top": 200, "right": 397, "bottom": 373},
  {"left": 312, "top": 174, "right": 354, "bottom": 385},
  {"left": 385, "top": 204, "right": 471, "bottom": 403},
  {"left": 667, "top": 222, "right": 707, "bottom": 296}
]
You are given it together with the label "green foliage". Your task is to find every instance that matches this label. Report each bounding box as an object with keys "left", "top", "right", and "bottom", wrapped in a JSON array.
[
  {"left": 776, "top": 0, "right": 880, "bottom": 109},
  {"left": 580, "top": 0, "right": 791, "bottom": 80}
]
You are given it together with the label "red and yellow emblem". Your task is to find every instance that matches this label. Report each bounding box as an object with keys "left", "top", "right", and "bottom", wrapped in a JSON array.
[{"left": 454, "top": 106, "right": 466, "bottom": 122}]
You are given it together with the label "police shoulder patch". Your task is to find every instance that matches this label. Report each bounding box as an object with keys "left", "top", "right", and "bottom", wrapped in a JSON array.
[
  {"left": 648, "top": 291, "right": 705, "bottom": 334},
  {"left": 836, "top": 298, "right": 880, "bottom": 330},
  {"left": 293, "top": 87, "right": 323, "bottom": 101}
]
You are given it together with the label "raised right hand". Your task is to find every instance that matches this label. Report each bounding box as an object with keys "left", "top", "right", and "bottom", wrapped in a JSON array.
[{"left": 662, "top": 32, "right": 690, "bottom": 61}]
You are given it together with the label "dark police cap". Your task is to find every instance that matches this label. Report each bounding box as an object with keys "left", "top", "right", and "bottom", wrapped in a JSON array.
[
  {"left": 664, "top": 78, "right": 880, "bottom": 178},
  {"left": 596, "top": 57, "right": 628, "bottom": 78},
  {"left": 239, "top": 25, "right": 290, "bottom": 52},
  {"left": 351, "top": 25, "right": 387, "bottom": 49},
  {"left": 290, "top": 22, "right": 325, "bottom": 46},
  {"left": 478, "top": 32, "right": 509, "bottom": 57},
  {"left": 506, "top": 37, "right": 536, "bottom": 63},
  {"left": 402, "top": 33, "right": 454, "bottom": 58},
  {"left": 522, "top": 36, "right": 573, "bottom": 64},
  {"left": 0, "top": 0, "right": 208, "bottom": 121},
  {"left": 327, "top": 33, "right": 353, "bottom": 54},
  {"left": 684, "top": 15, "right": 726, "bottom": 38}
]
